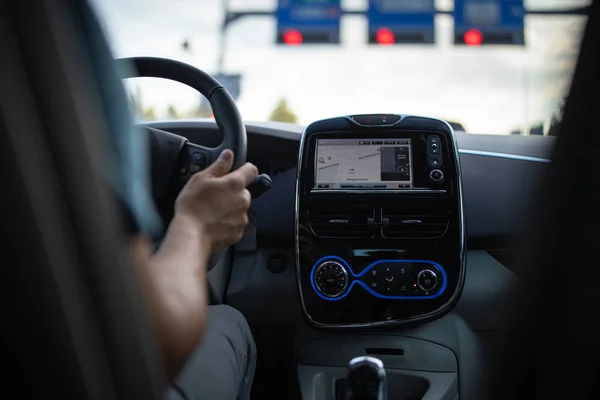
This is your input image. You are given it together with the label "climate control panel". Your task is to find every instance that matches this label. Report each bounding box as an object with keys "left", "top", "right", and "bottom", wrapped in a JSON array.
[{"left": 310, "top": 256, "right": 446, "bottom": 301}]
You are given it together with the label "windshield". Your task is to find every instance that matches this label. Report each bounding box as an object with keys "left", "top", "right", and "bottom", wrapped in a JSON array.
[{"left": 91, "top": 0, "right": 588, "bottom": 135}]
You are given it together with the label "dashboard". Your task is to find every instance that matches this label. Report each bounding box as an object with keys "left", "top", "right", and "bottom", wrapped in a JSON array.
[
  {"left": 144, "top": 116, "right": 554, "bottom": 400},
  {"left": 145, "top": 117, "right": 554, "bottom": 328}
]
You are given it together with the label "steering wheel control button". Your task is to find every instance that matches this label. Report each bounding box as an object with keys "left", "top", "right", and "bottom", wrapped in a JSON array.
[
  {"left": 314, "top": 261, "right": 349, "bottom": 298},
  {"left": 417, "top": 269, "right": 439, "bottom": 292},
  {"left": 190, "top": 152, "right": 206, "bottom": 174},
  {"left": 429, "top": 169, "right": 444, "bottom": 183}
]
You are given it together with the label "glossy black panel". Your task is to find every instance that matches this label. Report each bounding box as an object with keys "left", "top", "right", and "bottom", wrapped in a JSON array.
[{"left": 296, "top": 116, "right": 465, "bottom": 328}]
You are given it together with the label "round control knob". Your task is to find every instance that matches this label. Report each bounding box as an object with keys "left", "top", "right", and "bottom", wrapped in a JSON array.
[
  {"left": 429, "top": 169, "right": 444, "bottom": 183},
  {"left": 417, "top": 269, "right": 439, "bottom": 292},
  {"left": 313, "top": 261, "right": 349, "bottom": 298}
]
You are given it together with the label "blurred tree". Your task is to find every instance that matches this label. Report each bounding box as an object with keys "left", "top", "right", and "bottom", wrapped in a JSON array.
[
  {"left": 129, "top": 86, "right": 144, "bottom": 116},
  {"left": 186, "top": 104, "right": 213, "bottom": 118},
  {"left": 268, "top": 98, "right": 298, "bottom": 123},
  {"left": 143, "top": 108, "right": 156, "bottom": 120},
  {"left": 548, "top": 97, "right": 567, "bottom": 136},
  {"left": 129, "top": 86, "right": 157, "bottom": 121},
  {"left": 167, "top": 104, "right": 179, "bottom": 119}
]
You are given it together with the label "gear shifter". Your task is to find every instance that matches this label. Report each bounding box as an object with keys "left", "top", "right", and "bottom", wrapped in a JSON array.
[{"left": 345, "top": 356, "right": 387, "bottom": 400}]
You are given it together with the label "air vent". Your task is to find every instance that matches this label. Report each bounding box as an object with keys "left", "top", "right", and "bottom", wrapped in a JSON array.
[
  {"left": 382, "top": 207, "right": 449, "bottom": 239},
  {"left": 309, "top": 206, "right": 375, "bottom": 238}
]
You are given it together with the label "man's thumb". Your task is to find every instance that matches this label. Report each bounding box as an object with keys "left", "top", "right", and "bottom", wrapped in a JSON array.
[{"left": 204, "top": 149, "right": 234, "bottom": 177}]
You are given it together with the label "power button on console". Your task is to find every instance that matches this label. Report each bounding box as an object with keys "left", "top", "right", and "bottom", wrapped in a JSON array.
[{"left": 430, "top": 169, "right": 444, "bottom": 183}]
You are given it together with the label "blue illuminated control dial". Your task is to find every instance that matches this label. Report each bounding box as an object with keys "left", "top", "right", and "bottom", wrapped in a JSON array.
[{"left": 314, "top": 261, "right": 349, "bottom": 298}]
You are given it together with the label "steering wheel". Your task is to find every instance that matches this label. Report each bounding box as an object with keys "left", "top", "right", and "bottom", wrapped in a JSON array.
[{"left": 117, "top": 57, "right": 247, "bottom": 202}]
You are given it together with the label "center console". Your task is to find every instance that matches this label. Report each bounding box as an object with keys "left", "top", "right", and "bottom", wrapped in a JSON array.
[{"left": 295, "top": 114, "right": 466, "bottom": 328}]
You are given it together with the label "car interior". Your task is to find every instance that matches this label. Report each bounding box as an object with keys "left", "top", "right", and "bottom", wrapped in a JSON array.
[{"left": 2, "top": 0, "right": 599, "bottom": 399}]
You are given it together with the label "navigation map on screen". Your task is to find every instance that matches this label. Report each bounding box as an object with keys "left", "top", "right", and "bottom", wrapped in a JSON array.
[{"left": 314, "top": 138, "right": 413, "bottom": 189}]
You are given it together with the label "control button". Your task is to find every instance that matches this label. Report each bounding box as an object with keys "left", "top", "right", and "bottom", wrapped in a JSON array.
[
  {"left": 428, "top": 136, "right": 441, "bottom": 155},
  {"left": 191, "top": 153, "right": 204, "bottom": 161},
  {"left": 429, "top": 169, "right": 444, "bottom": 183},
  {"left": 363, "top": 268, "right": 382, "bottom": 289},
  {"left": 362, "top": 263, "right": 413, "bottom": 296},
  {"left": 317, "top": 184, "right": 330, "bottom": 189},
  {"left": 314, "top": 261, "right": 349, "bottom": 298},
  {"left": 190, "top": 152, "right": 206, "bottom": 174},
  {"left": 417, "top": 269, "right": 439, "bottom": 292},
  {"left": 267, "top": 253, "right": 288, "bottom": 274},
  {"left": 381, "top": 265, "right": 396, "bottom": 294},
  {"left": 429, "top": 156, "right": 442, "bottom": 168}
]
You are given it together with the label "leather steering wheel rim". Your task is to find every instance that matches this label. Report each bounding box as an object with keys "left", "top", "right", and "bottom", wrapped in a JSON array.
[{"left": 117, "top": 56, "right": 247, "bottom": 170}]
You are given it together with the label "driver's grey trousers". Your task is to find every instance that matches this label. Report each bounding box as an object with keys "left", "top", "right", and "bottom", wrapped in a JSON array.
[{"left": 164, "top": 305, "right": 257, "bottom": 400}]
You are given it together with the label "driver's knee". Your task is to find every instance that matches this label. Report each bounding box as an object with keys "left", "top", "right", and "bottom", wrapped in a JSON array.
[
  {"left": 164, "top": 305, "right": 256, "bottom": 400},
  {"left": 208, "top": 305, "right": 257, "bottom": 399},
  {"left": 207, "top": 304, "right": 257, "bottom": 367}
]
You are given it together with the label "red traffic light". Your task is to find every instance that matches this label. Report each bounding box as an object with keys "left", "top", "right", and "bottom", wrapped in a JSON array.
[
  {"left": 464, "top": 29, "right": 483, "bottom": 46},
  {"left": 376, "top": 27, "right": 395, "bottom": 45},
  {"left": 282, "top": 29, "right": 303, "bottom": 46}
]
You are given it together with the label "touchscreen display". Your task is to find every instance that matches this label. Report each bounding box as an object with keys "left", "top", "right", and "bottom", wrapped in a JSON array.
[{"left": 315, "top": 138, "right": 413, "bottom": 189}]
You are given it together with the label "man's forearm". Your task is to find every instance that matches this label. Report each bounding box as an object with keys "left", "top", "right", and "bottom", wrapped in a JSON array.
[{"left": 133, "top": 214, "right": 211, "bottom": 380}]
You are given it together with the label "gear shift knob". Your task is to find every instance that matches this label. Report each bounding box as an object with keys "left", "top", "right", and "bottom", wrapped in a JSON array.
[{"left": 345, "top": 356, "right": 387, "bottom": 400}]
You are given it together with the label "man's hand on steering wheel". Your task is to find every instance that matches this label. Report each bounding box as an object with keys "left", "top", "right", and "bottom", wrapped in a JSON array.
[{"left": 174, "top": 149, "right": 258, "bottom": 254}]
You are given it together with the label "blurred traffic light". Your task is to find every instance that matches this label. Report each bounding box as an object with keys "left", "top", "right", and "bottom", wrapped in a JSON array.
[
  {"left": 375, "top": 28, "right": 395, "bottom": 45},
  {"left": 282, "top": 29, "right": 303, "bottom": 46},
  {"left": 369, "top": 28, "right": 433, "bottom": 45},
  {"left": 463, "top": 29, "right": 483, "bottom": 46}
]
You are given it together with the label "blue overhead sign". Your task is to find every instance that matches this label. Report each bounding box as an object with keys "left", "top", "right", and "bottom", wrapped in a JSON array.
[
  {"left": 368, "top": 0, "right": 436, "bottom": 44},
  {"left": 454, "top": 0, "right": 525, "bottom": 45},
  {"left": 276, "top": 0, "right": 342, "bottom": 44}
]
